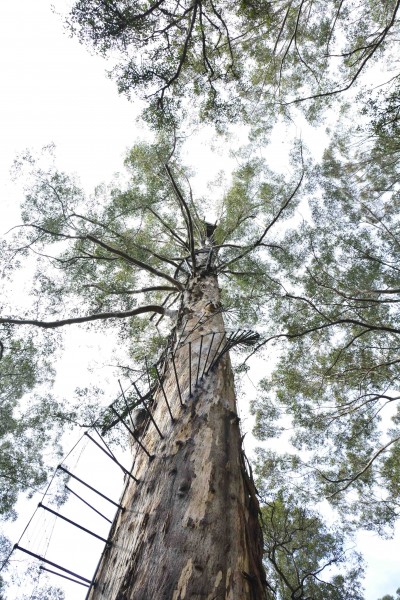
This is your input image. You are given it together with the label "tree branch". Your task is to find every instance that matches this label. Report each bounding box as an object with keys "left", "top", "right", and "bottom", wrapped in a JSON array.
[
  {"left": 147, "top": 206, "right": 189, "bottom": 250},
  {"left": 85, "top": 234, "right": 184, "bottom": 290},
  {"left": 71, "top": 211, "right": 182, "bottom": 268},
  {"left": 218, "top": 169, "right": 303, "bottom": 271},
  {"left": 158, "top": 0, "right": 199, "bottom": 99},
  {"left": 164, "top": 164, "right": 197, "bottom": 274},
  {"left": 326, "top": 435, "right": 400, "bottom": 497},
  {"left": 0, "top": 305, "right": 165, "bottom": 329},
  {"left": 12, "top": 223, "right": 184, "bottom": 290},
  {"left": 287, "top": 0, "right": 400, "bottom": 105},
  {"left": 81, "top": 284, "right": 178, "bottom": 295}
]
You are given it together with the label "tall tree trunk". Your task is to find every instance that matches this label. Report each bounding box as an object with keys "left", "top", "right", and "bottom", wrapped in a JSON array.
[{"left": 88, "top": 267, "right": 267, "bottom": 599}]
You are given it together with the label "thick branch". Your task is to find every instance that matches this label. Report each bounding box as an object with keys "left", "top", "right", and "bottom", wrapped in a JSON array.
[
  {"left": 85, "top": 234, "right": 184, "bottom": 290},
  {"left": 82, "top": 284, "right": 178, "bottom": 295},
  {"left": 164, "top": 164, "right": 197, "bottom": 274},
  {"left": 16, "top": 223, "right": 185, "bottom": 290},
  {"left": 0, "top": 305, "right": 165, "bottom": 329}
]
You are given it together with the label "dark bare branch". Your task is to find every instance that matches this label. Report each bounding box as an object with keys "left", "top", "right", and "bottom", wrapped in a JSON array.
[
  {"left": 85, "top": 234, "right": 184, "bottom": 290},
  {"left": 0, "top": 305, "right": 165, "bottom": 329},
  {"left": 81, "top": 284, "right": 178, "bottom": 295},
  {"left": 147, "top": 206, "right": 189, "bottom": 250},
  {"left": 158, "top": 1, "right": 199, "bottom": 100},
  {"left": 164, "top": 164, "right": 197, "bottom": 274}
]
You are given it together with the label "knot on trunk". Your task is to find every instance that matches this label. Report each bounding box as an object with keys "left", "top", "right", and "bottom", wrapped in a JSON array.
[{"left": 177, "top": 478, "right": 192, "bottom": 497}]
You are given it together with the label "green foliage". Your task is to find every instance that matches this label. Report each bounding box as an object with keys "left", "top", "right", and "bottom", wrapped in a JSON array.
[
  {"left": 260, "top": 493, "right": 364, "bottom": 599},
  {"left": 377, "top": 590, "right": 400, "bottom": 600},
  {"left": 66, "top": 1, "right": 400, "bottom": 130},
  {"left": 0, "top": 535, "right": 12, "bottom": 599},
  {"left": 68, "top": 0, "right": 248, "bottom": 128},
  {"left": 0, "top": 332, "right": 63, "bottom": 520},
  {"left": 252, "top": 112, "right": 400, "bottom": 532},
  {"left": 3, "top": 139, "right": 300, "bottom": 345},
  {"left": 20, "top": 586, "right": 65, "bottom": 600}
]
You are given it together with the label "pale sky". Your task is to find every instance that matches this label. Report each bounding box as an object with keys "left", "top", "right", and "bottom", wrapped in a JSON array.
[{"left": 1, "top": 1, "right": 399, "bottom": 599}]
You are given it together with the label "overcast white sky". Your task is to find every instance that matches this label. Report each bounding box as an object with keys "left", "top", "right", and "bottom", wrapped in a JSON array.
[{"left": 1, "top": 1, "right": 399, "bottom": 599}]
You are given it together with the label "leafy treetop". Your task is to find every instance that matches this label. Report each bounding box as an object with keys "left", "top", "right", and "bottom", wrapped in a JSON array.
[{"left": 67, "top": 0, "right": 400, "bottom": 129}]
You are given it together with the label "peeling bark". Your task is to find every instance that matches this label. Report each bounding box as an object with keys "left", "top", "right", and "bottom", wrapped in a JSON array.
[{"left": 88, "top": 268, "right": 267, "bottom": 600}]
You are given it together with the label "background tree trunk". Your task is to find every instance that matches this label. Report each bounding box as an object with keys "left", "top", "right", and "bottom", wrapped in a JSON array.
[{"left": 88, "top": 269, "right": 267, "bottom": 600}]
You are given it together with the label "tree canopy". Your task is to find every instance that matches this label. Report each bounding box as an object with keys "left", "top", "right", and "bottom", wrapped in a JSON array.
[
  {"left": 250, "top": 105, "right": 400, "bottom": 534},
  {"left": 260, "top": 494, "right": 364, "bottom": 600},
  {"left": 378, "top": 589, "right": 400, "bottom": 600},
  {"left": 1, "top": 141, "right": 302, "bottom": 342},
  {"left": 67, "top": 0, "right": 400, "bottom": 128},
  {"left": 0, "top": 333, "right": 62, "bottom": 521}
]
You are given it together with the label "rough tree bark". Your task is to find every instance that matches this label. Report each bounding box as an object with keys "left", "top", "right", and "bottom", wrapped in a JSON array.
[{"left": 87, "top": 249, "right": 267, "bottom": 600}]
